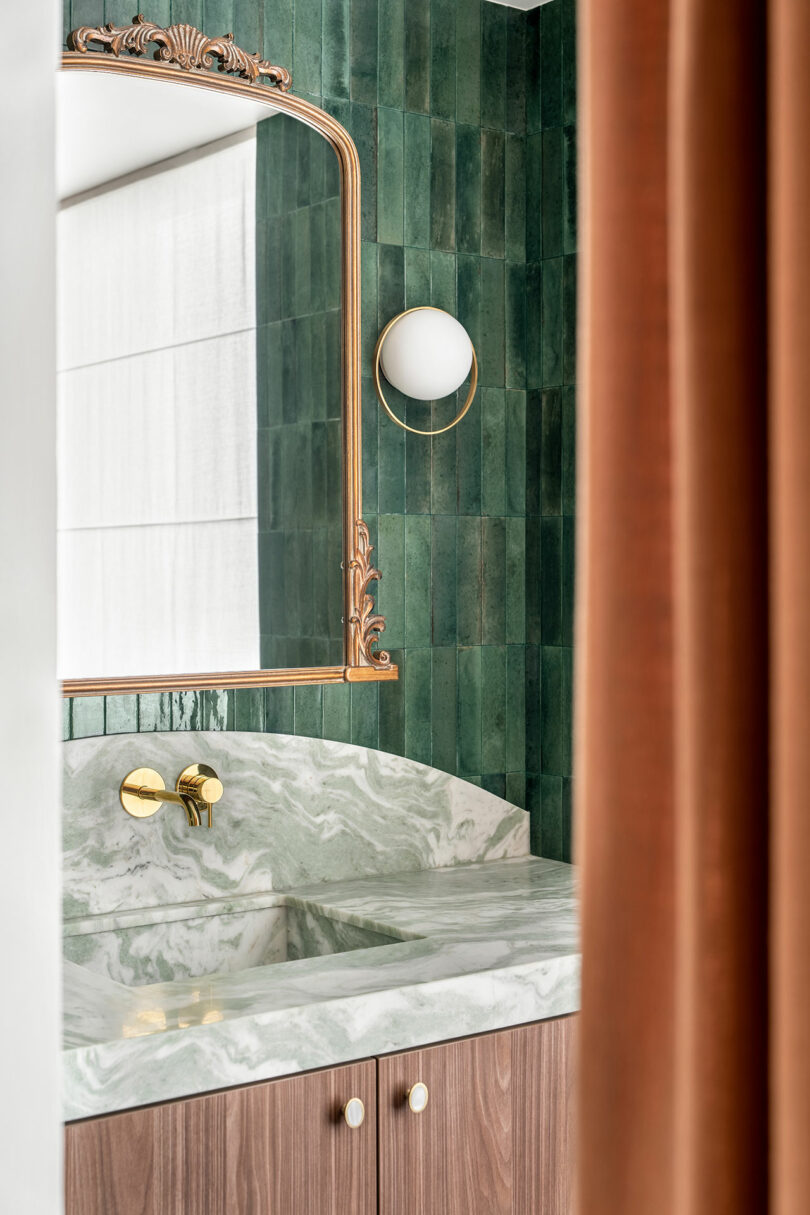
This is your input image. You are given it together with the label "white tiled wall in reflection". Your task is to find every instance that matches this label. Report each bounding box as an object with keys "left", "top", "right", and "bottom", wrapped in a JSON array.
[{"left": 57, "top": 131, "right": 260, "bottom": 678}]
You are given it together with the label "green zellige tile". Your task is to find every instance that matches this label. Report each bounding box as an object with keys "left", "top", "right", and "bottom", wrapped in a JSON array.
[
  {"left": 541, "top": 127, "right": 564, "bottom": 259},
  {"left": 430, "top": 119, "right": 456, "bottom": 252},
  {"left": 562, "top": 384, "right": 576, "bottom": 516},
  {"left": 405, "top": 515, "right": 432, "bottom": 648},
  {"left": 455, "top": 0, "right": 481, "bottom": 126},
  {"left": 480, "top": 1, "right": 506, "bottom": 131},
  {"left": 456, "top": 515, "right": 483, "bottom": 646},
  {"left": 404, "top": 113, "right": 431, "bottom": 249},
  {"left": 481, "top": 645, "right": 507, "bottom": 773},
  {"left": 351, "top": 0, "right": 378, "bottom": 103},
  {"left": 482, "top": 517, "right": 507, "bottom": 645},
  {"left": 540, "top": 0, "right": 562, "bottom": 130},
  {"left": 138, "top": 693, "right": 171, "bottom": 733},
  {"left": 563, "top": 124, "right": 577, "bottom": 254},
  {"left": 540, "top": 774, "right": 564, "bottom": 861},
  {"left": 525, "top": 516, "right": 542, "bottom": 645},
  {"left": 431, "top": 515, "right": 458, "bottom": 647},
  {"left": 563, "top": 254, "right": 577, "bottom": 385},
  {"left": 505, "top": 7, "right": 527, "bottom": 135},
  {"left": 505, "top": 644, "right": 526, "bottom": 772},
  {"left": 430, "top": 249, "right": 457, "bottom": 315},
  {"left": 406, "top": 416, "right": 433, "bottom": 515},
  {"left": 322, "top": 682, "right": 352, "bottom": 743},
  {"left": 322, "top": 0, "right": 350, "bottom": 99},
  {"left": 379, "top": 649, "right": 406, "bottom": 755},
  {"left": 481, "top": 387, "right": 507, "bottom": 516},
  {"left": 505, "top": 516, "right": 526, "bottom": 645},
  {"left": 481, "top": 129, "right": 505, "bottom": 259},
  {"left": 404, "top": 647, "right": 432, "bottom": 765},
  {"left": 562, "top": 516, "right": 576, "bottom": 649},
  {"left": 505, "top": 389, "right": 526, "bottom": 516},
  {"left": 456, "top": 395, "right": 483, "bottom": 516},
  {"left": 457, "top": 254, "right": 482, "bottom": 372},
  {"left": 294, "top": 0, "right": 323, "bottom": 103},
  {"left": 526, "top": 133, "right": 543, "bottom": 262},
  {"left": 540, "top": 387, "right": 562, "bottom": 516},
  {"left": 525, "top": 643, "right": 542, "bottom": 771},
  {"left": 431, "top": 409, "right": 458, "bottom": 515},
  {"left": 430, "top": 0, "right": 456, "bottom": 122},
  {"left": 506, "top": 771, "right": 527, "bottom": 811},
  {"left": 562, "top": 0, "right": 577, "bottom": 128},
  {"left": 264, "top": 685, "right": 294, "bottom": 735},
  {"left": 457, "top": 646, "right": 483, "bottom": 774},
  {"left": 264, "top": 0, "right": 292, "bottom": 71},
  {"left": 377, "top": 515, "right": 406, "bottom": 649},
  {"left": 351, "top": 682, "right": 379, "bottom": 750},
  {"left": 71, "top": 695, "right": 104, "bottom": 740},
  {"left": 377, "top": 107, "right": 405, "bottom": 246},
  {"left": 104, "top": 695, "right": 137, "bottom": 735},
  {"left": 456, "top": 126, "right": 482, "bottom": 256},
  {"left": 431, "top": 647, "right": 458, "bottom": 774},
  {"left": 378, "top": 0, "right": 405, "bottom": 109},
  {"left": 505, "top": 134, "right": 527, "bottom": 263},
  {"left": 505, "top": 261, "right": 527, "bottom": 391},
  {"left": 479, "top": 258, "right": 505, "bottom": 388},
  {"left": 540, "top": 517, "right": 563, "bottom": 647},
  {"left": 405, "top": 245, "right": 431, "bottom": 309},
  {"left": 540, "top": 647, "right": 564, "bottom": 776},
  {"left": 541, "top": 258, "right": 564, "bottom": 387},
  {"left": 405, "top": 0, "right": 430, "bottom": 115},
  {"left": 294, "top": 685, "right": 323, "bottom": 739}
]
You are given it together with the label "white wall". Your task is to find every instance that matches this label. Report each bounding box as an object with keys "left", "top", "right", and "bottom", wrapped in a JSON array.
[{"left": 0, "top": 1, "right": 62, "bottom": 1211}]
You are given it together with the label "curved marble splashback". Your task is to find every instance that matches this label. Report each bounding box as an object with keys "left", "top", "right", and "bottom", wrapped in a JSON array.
[{"left": 63, "top": 732, "right": 529, "bottom": 919}]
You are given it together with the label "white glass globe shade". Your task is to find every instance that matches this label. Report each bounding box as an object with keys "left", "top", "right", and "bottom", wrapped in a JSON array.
[{"left": 380, "top": 309, "right": 473, "bottom": 401}]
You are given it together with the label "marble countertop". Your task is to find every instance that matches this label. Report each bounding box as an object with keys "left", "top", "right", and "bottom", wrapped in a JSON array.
[{"left": 63, "top": 855, "right": 579, "bottom": 1120}]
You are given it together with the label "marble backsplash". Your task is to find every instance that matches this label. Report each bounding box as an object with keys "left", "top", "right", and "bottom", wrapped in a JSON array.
[{"left": 63, "top": 731, "right": 530, "bottom": 920}]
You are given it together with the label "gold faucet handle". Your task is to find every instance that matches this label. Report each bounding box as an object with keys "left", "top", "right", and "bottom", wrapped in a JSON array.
[{"left": 177, "top": 764, "right": 222, "bottom": 828}]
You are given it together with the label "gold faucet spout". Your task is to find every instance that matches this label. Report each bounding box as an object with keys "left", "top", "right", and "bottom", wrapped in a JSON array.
[{"left": 120, "top": 766, "right": 223, "bottom": 827}]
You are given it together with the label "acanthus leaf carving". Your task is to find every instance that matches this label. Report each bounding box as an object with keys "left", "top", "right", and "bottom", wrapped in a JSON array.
[
  {"left": 349, "top": 521, "right": 391, "bottom": 669},
  {"left": 68, "top": 14, "right": 292, "bottom": 90}
]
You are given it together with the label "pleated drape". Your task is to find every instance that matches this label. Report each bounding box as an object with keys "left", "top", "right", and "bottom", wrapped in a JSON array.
[{"left": 575, "top": 0, "right": 810, "bottom": 1211}]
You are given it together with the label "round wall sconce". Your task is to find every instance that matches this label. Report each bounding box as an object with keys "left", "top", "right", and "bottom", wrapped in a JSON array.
[{"left": 373, "top": 306, "right": 478, "bottom": 436}]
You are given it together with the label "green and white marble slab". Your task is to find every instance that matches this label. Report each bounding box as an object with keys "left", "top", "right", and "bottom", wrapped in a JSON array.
[
  {"left": 62, "top": 733, "right": 576, "bottom": 1121},
  {"left": 63, "top": 732, "right": 530, "bottom": 919},
  {"left": 63, "top": 856, "right": 579, "bottom": 1120}
]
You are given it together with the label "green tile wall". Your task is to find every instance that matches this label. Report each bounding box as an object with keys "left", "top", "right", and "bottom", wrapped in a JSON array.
[
  {"left": 256, "top": 114, "right": 344, "bottom": 668},
  {"left": 62, "top": 0, "right": 577, "bottom": 862}
]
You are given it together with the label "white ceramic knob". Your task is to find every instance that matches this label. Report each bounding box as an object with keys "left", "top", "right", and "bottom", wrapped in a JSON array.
[
  {"left": 407, "top": 1082, "right": 429, "bottom": 1113},
  {"left": 343, "top": 1097, "right": 365, "bottom": 1129}
]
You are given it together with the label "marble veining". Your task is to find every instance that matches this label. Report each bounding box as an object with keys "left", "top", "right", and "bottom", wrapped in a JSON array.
[
  {"left": 63, "top": 732, "right": 530, "bottom": 919},
  {"left": 61, "top": 732, "right": 575, "bottom": 1122},
  {"left": 63, "top": 857, "right": 579, "bottom": 1119}
]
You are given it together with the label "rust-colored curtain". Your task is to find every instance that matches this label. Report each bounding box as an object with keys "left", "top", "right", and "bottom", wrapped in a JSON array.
[{"left": 575, "top": 0, "right": 810, "bottom": 1212}]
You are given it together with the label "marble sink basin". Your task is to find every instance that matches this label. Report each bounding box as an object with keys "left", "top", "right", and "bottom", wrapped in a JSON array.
[{"left": 63, "top": 901, "right": 407, "bottom": 988}]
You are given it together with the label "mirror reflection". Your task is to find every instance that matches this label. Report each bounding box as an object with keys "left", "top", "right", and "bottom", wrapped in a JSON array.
[{"left": 56, "top": 71, "right": 344, "bottom": 682}]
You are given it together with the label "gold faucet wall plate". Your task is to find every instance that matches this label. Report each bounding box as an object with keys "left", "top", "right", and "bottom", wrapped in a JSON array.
[{"left": 120, "top": 768, "right": 165, "bottom": 818}]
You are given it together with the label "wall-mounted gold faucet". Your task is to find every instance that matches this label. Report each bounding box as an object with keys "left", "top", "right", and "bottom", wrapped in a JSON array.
[{"left": 120, "top": 764, "right": 223, "bottom": 828}]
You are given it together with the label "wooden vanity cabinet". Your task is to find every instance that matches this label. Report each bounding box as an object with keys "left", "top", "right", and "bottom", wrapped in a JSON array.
[
  {"left": 64, "top": 1058, "right": 377, "bottom": 1215},
  {"left": 378, "top": 1016, "right": 576, "bottom": 1215},
  {"left": 64, "top": 1016, "right": 575, "bottom": 1215}
]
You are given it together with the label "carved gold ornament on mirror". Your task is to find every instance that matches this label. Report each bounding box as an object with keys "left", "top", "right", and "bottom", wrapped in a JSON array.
[{"left": 61, "top": 16, "right": 396, "bottom": 696}]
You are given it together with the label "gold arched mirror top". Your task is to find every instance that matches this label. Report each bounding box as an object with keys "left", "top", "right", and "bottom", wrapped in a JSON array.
[{"left": 59, "top": 18, "right": 396, "bottom": 696}]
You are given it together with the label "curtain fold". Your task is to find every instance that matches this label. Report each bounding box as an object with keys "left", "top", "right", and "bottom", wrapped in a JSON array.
[{"left": 576, "top": 0, "right": 810, "bottom": 1211}]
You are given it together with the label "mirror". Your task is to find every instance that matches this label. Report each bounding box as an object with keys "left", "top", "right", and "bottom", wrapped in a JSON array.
[{"left": 58, "top": 20, "right": 396, "bottom": 696}]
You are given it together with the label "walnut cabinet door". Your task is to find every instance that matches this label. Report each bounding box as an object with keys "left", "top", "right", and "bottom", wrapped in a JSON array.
[
  {"left": 64, "top": 1058, "right": 377, "bottom": 1215},
  {"left": 377, "top": 1017, "right": 576, "bottom": 1215}
]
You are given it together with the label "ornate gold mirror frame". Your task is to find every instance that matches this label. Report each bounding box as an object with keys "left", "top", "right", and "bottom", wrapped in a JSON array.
[{"left": 61, "top": 16, "right": 396, "bottom": 697}]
